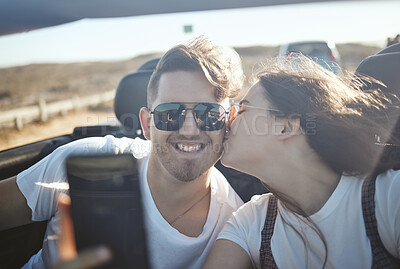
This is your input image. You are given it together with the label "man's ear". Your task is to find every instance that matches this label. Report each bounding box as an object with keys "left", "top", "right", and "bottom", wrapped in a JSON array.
[
  {"left": 139, "top": 107, "right": 152, "bottom": 140},
  {"left": 278, "top": 117, "right": 302, "bottom": 141}
]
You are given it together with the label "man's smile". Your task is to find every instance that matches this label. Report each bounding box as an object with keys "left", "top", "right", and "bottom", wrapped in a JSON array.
[{"left": 173, "top": 142, "right": 206, "bottom": 153}]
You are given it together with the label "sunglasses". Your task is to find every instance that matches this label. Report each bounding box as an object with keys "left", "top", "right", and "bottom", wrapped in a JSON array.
[
  {"left": 227, "top": 103, "right": 281, "bottom": 126},
  {"left": 150, "top": 102, "right": 229, "bottom": 131}
]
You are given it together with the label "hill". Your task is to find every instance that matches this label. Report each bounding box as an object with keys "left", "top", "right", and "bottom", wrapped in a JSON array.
[
  {"left": 0, "top": 43, "right": 382, "bottom": 111},
  {"left": 0, "top": 53, "right": 162, "bottom": 111}
]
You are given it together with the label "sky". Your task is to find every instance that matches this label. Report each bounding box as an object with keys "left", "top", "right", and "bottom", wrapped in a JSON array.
[{"left": 0, "top": 0, "right": 399, "bottom": 68}]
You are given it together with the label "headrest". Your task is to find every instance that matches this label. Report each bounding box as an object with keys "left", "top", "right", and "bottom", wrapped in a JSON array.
[
  {"left": 114, "top": 58, "right": 161, "bottom": 137},
  {"left": 377, "top": 43, "right": 400, "bottom": 55},
  {"left": 355, "top": 43, "right": 400, "bottom": 94},
  {"left": 114, "top": 70, "right": 153, "bottom": 136},
  {"left": 356, "top": 43, "right": 400, "bottom": 171},
  {"left": 137, "top": 58, "right": 160, "bottom": 71}
]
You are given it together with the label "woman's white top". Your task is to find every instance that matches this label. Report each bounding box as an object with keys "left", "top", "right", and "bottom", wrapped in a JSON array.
[{"left": 218, "top": 170, "right": 400, "bottom": 269}]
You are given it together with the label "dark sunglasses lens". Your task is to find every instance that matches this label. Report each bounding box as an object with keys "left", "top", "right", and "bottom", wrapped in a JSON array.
[
  {"left": 153, "top": 103, "right": 182, "bottom": 131},
  {"left": 194, "top": 103, "right": 226, "bottom": 131}
]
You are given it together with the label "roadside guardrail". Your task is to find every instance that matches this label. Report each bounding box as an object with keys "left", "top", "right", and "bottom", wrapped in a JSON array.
[{"left": 0, "top": 90, "right": 115, "bottom": 130}]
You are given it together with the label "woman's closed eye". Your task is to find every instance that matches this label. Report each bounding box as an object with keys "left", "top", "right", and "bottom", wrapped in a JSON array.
[{"left": 237, "top": 106, "right": 246, "bottom": 115}]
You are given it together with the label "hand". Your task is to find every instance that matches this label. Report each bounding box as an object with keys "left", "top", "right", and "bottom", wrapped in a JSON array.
[{"left": 53, "top": 193, "right": 112, "bottom": 269}]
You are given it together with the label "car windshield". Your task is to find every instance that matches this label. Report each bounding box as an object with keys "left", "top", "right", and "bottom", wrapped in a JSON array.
[
  {"left": 0, "top": 0, "right": 399, "bottom": 151},
  {"left": 287, "top": 42, "right": 331, "bottom": 55}
]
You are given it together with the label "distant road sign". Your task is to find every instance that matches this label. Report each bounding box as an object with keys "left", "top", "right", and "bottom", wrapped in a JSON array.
[{"left": 183, "top": 25, "right": 193, "bottom": 33}]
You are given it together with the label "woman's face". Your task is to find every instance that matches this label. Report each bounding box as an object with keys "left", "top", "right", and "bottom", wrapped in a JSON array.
[{"left": 221, "top": 82, "right": 282, "bottom": 177}]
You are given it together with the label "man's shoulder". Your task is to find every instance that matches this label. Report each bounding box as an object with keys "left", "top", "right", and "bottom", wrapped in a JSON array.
[
  {"left": 59, "top": 135, "right": 149, "bottom": 156},
  {"left": 60, "top": 135, "right": 121, "bottom": 150}
]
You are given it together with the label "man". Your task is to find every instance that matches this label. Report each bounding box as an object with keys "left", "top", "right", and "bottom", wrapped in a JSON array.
[{"left": 0, "top": 36, "right": 244, "bottom": 268}]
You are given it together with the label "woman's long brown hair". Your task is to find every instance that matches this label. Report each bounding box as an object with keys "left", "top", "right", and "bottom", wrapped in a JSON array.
[{"left": 256, "top": 55, "right": 399, "bottom": 268}]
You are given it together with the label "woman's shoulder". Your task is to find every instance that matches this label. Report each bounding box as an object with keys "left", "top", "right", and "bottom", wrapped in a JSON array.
[
  {"left": 249, "top": 192, "right": 274, "bottom": 204},
  {"left": 221, "top": 193, "right": 274, "bottom": 237},
  {"left": 234, "top": 193, "right": 274, "bottom": 216}
]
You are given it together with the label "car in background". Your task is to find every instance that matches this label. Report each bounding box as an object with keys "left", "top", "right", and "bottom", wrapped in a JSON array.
[{"left": 279, "top": 40, "right": 341, "bottom": 73}]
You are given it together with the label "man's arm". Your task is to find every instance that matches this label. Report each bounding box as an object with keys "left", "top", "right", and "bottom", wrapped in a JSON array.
[
  {"left": 0, "top": 176, "right": 33, "bottom": 230},
  {"left": 203, "top": 239, "right": 252, "bottom": 269}
]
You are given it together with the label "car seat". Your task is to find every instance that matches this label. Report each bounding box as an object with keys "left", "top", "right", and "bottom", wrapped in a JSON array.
[
  {"left": 355, "top": 42, "right": 400, "bottom": 172},
  {"left": 113, "top": 58, "right": 160, "bottom": 138},
  {"left": 114, "top": 70, "right": 152, "bottom": 138},
  {"left": 356, "top": 43, "right": 400, "bottom": 95},
  {"left": 137, "top": 58, "right": 160, "bottom": 71}
]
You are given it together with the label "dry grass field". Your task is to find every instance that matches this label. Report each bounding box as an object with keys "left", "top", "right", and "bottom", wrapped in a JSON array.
[
  {"left": 0, "top": 53, "right": 163, "bottom": 111},
  {"left": 0, "top": 43, "right": 383, "bottom": 150},
  {"left": 0, "top": 105, "right": 116, "bottom": 151}
]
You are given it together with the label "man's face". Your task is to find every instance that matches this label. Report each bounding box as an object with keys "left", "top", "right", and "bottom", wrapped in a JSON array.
[{"left": 143, "top": 70, "right": 229, "bottom": 182}]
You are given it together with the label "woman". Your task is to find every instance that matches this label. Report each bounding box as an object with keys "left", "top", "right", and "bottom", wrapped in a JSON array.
[{"left": 204, "top": 56, "right": 400, "bottom": 268}]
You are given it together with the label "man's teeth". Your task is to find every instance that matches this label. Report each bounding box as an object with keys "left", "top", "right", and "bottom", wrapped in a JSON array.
[{"left": 177, "top": 143, "right": 202, "bottom": 152}]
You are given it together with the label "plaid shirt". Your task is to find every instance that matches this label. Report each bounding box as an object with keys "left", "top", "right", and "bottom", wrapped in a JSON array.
[
  {"left": 362, "top": 174, "right": 400, "bottom": 269},
  {"left": 259, "top": 175, "right": 400, "bottom": 268},
  {"left": 259, "top": 195, "right": 278, "bottom": 269}
]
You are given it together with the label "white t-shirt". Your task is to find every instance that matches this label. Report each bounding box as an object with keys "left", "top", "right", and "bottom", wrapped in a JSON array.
[
  {"left": 218, "top": 171, "right": 400, "bottom": 269},
  {"left": 17, "top": 135, "right": 243, "bottom": 269},
  {"left": 140, "top": 157, "right": 243, "bottom": 269}
]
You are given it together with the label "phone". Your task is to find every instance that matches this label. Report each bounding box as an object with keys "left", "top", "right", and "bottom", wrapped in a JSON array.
[{"left": 66, "top": 154, "right": 149, "bottom": 269}]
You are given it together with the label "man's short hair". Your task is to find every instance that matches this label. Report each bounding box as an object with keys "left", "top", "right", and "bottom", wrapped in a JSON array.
[{"left": 147, "top": 36, "right": 244, "bottom": 108}]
